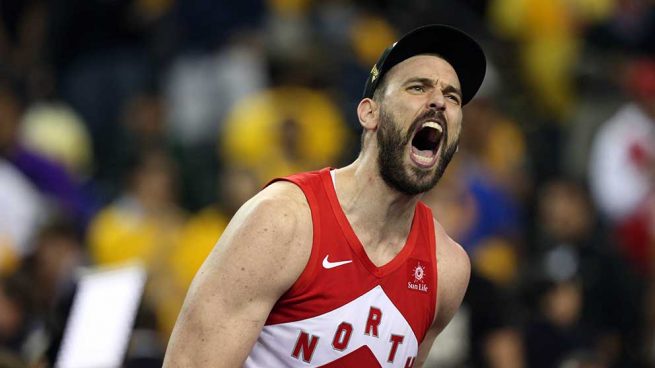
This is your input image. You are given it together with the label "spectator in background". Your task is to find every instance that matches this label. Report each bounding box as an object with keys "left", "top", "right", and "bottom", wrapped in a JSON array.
[
  {"left": 465, "top": 271, "right": 524, "bottom": 368},
  {"left": 163, "top": 30, "right": 266, "bottom": 209},
  {"left": 527, "top": 179, "right": 642, "bottom": 366},
  {"left": 523, "top": 276, "right": 596, "bottom": 368},
  {"left": 169, "top": 165, "right": 260, "bottom": 302},
  {"left": 87, "top": 146, "right": 186, "bottom": 337},
  {"left": 588, "top": 57, "right": 655, "bottom": 275},
  {"left": 0, "top": 80, "right": 95, "bottom": 230},
  {"left": 116, "top": 88, "right": 216, "bottom": 210},
  {"left": 0, "top": 273, "right": 36, "bottom": 365},
  {"left": 22, "top": 221, "right": 85, "bottom": 314},
  {"left": 119, "top": 91, "right": 168, "bottom": 163},
  {"left": 164, "top": 33, "right": 267, "bottom": 149},
  {"left": 116, "top": 90, "right": 183, "bottom": 203},
  {"left": 19, "top": 100, "right": 93, "bottom": 180},
  {"left": 217, "top": 1, "right": 356, "bottom": 185},
  {"left": 423, "top": 160, "right": 477, "bottom": 245},
  {"left": 458, "top": 97, "right": 526, "bottom": 255},
  {"left": 163, "top": 0, "right": 267, "bottom": 208},
  {"left": 0, "top": 159, "right": 43, "bottom": 274},
  {"left": 220, "top": 85, "right": 353, "bottom": 184},
  {"left": 488, "top": 0, "right": 615, "bottom": 121},
  {"left": 13, "top": 220, "right": 86, "bottom": 366}
]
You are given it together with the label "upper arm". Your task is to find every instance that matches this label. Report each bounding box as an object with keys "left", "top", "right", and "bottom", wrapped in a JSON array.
[
  {"left": 163, "top": 181, "right": 313, "bottom": 367},
  {"left": 415, "top": 219, "right": 471, "bottom": 366}
]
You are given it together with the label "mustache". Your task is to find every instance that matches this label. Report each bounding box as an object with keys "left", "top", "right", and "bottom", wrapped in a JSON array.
[{"left": 413, "top": 109, "right": 446, "bottom": 129}]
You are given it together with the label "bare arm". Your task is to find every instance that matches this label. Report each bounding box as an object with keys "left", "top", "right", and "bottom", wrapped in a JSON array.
[
  {"left": 415, "top": 219, "right": 471, "bottom": 367},
  {"left": 163, "top": 182, "right": 313, "bottom": 367}
]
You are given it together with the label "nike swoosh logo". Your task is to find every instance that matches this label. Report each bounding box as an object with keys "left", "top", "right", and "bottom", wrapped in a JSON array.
[{"left": 322, "top": 255, "right": 353, "bottom": 269}]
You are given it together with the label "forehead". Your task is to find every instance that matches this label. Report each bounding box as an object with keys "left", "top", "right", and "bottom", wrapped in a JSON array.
[{"left": 384, "top": 54, "right": 461, "bottom": 89}]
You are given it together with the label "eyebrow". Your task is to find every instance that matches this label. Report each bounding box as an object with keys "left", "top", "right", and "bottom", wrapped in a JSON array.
[
  {"left": 404, "top": 77, "right": 462, "bottom": 100},
  {"left": 442, "top": 85, "right": 463, "bottom": 100}
]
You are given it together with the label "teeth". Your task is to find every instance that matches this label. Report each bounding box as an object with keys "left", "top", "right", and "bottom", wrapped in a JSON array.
[{"left": 422, "top": 121, "right": 442, "bottom": 133}]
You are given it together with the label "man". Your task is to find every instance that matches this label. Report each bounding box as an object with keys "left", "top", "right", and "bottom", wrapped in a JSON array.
[{"left": 163, "top": 24, "right": 486, "bottom": 367}]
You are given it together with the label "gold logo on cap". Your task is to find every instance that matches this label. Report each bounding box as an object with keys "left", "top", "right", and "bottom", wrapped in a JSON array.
[{"left": 371, "top": 64, "right": 379, "bottom": 82}]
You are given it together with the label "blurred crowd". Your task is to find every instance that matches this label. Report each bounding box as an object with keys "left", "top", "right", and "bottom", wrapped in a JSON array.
[{"left": 0, "top": 0, "right": 654, "bottom": 367}]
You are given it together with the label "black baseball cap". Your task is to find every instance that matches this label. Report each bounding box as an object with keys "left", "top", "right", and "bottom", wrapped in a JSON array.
[{"left": 362, "top": 24, "right": 486, "bottom": 105}]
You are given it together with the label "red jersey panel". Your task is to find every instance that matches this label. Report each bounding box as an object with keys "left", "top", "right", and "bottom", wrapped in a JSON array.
[{"left": 245, "top": 168, "right": 437, "bottom": 367}]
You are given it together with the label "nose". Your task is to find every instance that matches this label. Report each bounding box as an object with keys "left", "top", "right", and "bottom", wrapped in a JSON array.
[{"left": 427, "top": 90, "right": 446, "bottom": 111}]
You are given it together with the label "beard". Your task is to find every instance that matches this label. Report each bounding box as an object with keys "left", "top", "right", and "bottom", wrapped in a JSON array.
[{"left": 376, "top": 107, "right": 459, "bottom": 195}]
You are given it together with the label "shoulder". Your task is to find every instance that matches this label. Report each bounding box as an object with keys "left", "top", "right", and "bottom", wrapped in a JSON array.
[
  {"left": 180, "top": 180, "right": 314, "bottom": 313},
  {"left": 433, "top": 218, "right": 470, "bottom": 271},
  {"left": 223, "top": 180, "right": 313, "bottom": 253},
  {"left": 203, "top": 180, "right": 313, "bottom": 291},
  {"left": 432, "top": 218, "right": 471, "bottom": 330},
  {"left": 238, "top": 180, "right": 312, "bottom": 233}
]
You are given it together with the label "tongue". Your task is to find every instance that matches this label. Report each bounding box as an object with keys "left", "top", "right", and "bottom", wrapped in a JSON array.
[{"left": 412, "top": 146, "right": 434, "bottom": 158}]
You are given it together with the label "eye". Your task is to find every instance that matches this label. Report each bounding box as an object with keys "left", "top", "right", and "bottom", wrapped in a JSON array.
[
  {"left": 408, "top": 85, "right": 425, "bottom": 93},
  {"left": 446, "top": 94, "right": 461, "bottom": 104}
]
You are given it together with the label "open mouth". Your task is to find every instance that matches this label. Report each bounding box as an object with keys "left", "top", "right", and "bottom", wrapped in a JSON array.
[{"left": 410, "top": 121, "right": 443, "bottom": 168}]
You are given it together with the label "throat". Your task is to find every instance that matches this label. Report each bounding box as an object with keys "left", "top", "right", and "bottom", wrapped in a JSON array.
[
  {"left": 359, "top": 232, "right": 410, "bottom": 267},
  {"left": 344, "top": 206, "right": 416, "bottom": 267},
  {"left": 333, "top": 165, "right": 418, "bottom": 267}
]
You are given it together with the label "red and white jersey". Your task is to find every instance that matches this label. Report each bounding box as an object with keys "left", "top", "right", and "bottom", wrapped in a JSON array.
[{"left": 245, "top": 168, "right": 438, "bottom": 367}]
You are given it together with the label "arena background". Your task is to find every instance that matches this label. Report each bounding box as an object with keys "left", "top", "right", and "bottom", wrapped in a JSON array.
[{"left": 1, "top": 0, "right": 654, "bottom": 367}]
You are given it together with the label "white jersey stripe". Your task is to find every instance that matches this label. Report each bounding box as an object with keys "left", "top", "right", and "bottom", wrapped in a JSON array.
[{"left": 245, "top": 286, "right": 418, "bottom": 367}]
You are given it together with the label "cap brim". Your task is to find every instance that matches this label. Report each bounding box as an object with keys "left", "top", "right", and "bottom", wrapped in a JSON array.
[{"left": 364, "top": 25, "right": 486, "bottom": 105}]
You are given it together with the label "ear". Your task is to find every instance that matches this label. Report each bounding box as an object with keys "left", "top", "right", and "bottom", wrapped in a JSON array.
[{"left": 357, "top": 98, "right": 379, "bottom": 132}]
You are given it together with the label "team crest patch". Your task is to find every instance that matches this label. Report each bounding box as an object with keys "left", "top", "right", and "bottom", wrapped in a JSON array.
[
  {"left": 407, "top": 259, "right": 429, "bottom": 293},
  {"left": 370, "top": 64, "right": 379, "bottom": 82}
]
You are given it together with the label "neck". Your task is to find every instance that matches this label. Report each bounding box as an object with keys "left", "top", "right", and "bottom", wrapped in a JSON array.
[{"left": 333, "top": 151, "right": 423, "bottom": 251}]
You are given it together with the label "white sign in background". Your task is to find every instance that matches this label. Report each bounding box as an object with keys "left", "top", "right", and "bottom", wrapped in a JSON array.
[{"left": 55, "top": 264, "right": 147, "bottom": 368}]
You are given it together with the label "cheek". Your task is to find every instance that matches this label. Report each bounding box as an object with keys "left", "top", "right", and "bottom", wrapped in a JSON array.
[{"left": 448, "top": 113, "right": 463, "bottom": 139}]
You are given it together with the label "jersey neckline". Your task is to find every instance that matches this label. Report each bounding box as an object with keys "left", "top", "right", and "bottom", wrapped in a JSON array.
[{"left": 319, "top": 168, "right": 421, "bottom": 278}]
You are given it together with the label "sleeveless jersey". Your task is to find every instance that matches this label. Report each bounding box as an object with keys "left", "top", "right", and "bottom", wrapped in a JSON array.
[{"left": 244, "top": 168, "right": 438, "bottom": 368}]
